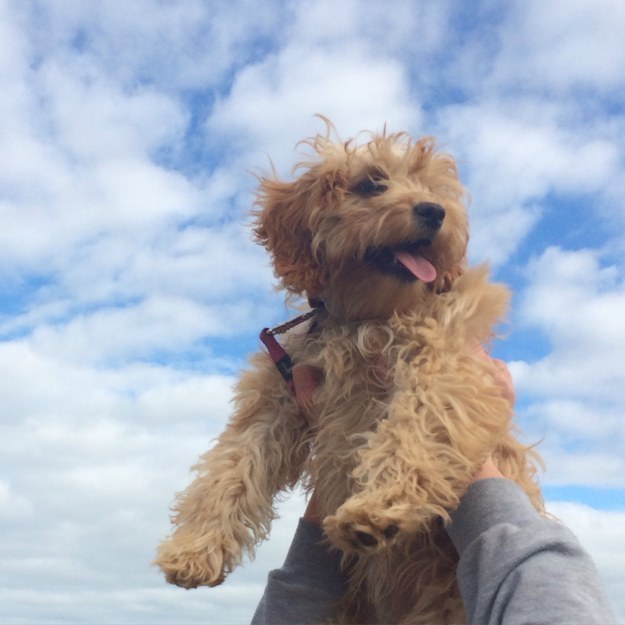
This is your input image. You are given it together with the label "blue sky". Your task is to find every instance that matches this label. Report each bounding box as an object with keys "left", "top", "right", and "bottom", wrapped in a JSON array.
[{"left": 1, "top": 1, "right": 624, "bottom": 623}]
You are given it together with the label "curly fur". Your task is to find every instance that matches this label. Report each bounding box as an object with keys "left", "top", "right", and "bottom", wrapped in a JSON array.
[{"left": 155, "top": 120, "right": 543, "bottom": 624}]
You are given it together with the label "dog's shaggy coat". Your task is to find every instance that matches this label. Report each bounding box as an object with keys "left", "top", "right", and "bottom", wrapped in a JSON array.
[{"left": 155, "top": 122, "right": 543, "bottom": 624}]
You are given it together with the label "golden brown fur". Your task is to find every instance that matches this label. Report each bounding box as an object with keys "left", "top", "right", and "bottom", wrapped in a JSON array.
[{"left": 155, "top": 120, "right": 543, "bottom": 624}]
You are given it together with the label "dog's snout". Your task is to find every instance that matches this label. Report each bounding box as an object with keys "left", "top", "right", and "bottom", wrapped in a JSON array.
[{"left": 414, "top": 202, "right": 446, "bottom": 230}]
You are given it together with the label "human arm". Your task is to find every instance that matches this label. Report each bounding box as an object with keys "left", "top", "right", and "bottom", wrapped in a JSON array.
[
  {"left": 252, "top": 363, "right": 616, "bottom": 625},
  {"left": 250, "top": 367, "right": 347, "bottom": 625},
  {"left": 448, "top": 358, "right": 615, "bottom": 623},
  {"left": 250, "top": 495, "right": 347, "bottom": 625},
  {"left": 447, "top": 478, "right": 617, "bottom": 625}
]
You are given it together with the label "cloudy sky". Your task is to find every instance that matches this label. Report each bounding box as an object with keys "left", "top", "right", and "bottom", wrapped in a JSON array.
[{"left": 1, "top": 0, "right": 624, "bottom": 623}]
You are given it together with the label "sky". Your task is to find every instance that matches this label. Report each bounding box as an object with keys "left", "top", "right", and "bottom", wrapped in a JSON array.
[{"left": 1, "top": 0, "right": 624, "bottom": 623}]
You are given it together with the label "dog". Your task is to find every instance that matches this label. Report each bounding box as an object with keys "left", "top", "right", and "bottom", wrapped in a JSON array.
[{"left": 155, "top": 120, "right": 544, "bottom": 624}]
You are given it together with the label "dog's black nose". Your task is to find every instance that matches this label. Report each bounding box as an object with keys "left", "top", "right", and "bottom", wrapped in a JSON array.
[{"left": 414, "top": 202, "right": 445, "bottom": 230}]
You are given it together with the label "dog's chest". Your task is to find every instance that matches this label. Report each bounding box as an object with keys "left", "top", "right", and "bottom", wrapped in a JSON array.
[
  {"left": 305, "top": 321, "right": 396, "bottom": 399},
  {"left": 298, "top": 314, "right": 439, "bottom": 407}
]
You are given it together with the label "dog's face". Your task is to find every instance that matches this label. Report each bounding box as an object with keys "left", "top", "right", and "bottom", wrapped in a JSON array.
[{"left": 254, "top": 129, "right": 469, "bottom": 319}]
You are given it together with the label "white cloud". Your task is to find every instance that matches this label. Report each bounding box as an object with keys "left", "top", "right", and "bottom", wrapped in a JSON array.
[
  {"left": 438, "top": 103, "right": 622, "bottom": 265},
  {"left": 0, "top": 334, "right": 244, "bottom": 624},
  {"left": 547, "top": 501, "right": 625, "bottom": 620},
  {"left": 0, "top": 0, "right": 278, "bottom": 360},
  {"left": 518, "top": 247, "right": 625, "bottom": 395},
  {"left": 0, "top": 119, "right": 199, "bottom": 274},
  {"left": 429, "top": 2, "right": 625, "bottom": 267},
  {"left": 0, "top": 340, "right": 236, "bottom": 423},
  {"left": 206, "top": 44, "right": 420, "bottom": 174},
  {"left": 37, "top": 59, "right": 187, "bottom": 159},
  {"left": 508, "top": 247, "right": 625, "bottom": 488},
  {"left": 10, "top": 0, "right": 285, "bottom": 92},
  {"left": 0, "top": 479, "right": 33, "bottom": 521},
  {"left": 494, "top": 0, "right": 625, "bottom": 93},
  {"left": 287, "top": 0, "right": 450, "bottom": 58},
  {"left": 0, "top": 340, "right": 300, "bottom": 623},
  {"left": 27, "top": 296, "right": 231, "bottom": 364},
  {"left": 542, "top": 447, "right": 625, "bottom": 489},
  {"left": 200, "top": 0, "right": 463, "bottom": 173}
]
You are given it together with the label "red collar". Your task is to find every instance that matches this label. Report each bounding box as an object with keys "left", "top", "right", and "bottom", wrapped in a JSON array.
[{"left": 259, "top": 300, "right": 324, "bottom": 393}]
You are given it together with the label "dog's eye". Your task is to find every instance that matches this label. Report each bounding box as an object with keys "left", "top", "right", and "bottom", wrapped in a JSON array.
[{"left": 352, "top": 179, "right": 388, "bottom": 197}]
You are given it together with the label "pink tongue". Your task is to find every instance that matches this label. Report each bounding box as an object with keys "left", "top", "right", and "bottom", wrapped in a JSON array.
[{"left": 394, "top": 251, "right": 437, "bottom": 283}]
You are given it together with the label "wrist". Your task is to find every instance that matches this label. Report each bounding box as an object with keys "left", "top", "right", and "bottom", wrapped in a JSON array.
[
  {"left": 303, "top": 491, "right": 323, "bottom": 525},
  {"left": 471, "top": 456, "right": 505, "bottom": 482}
]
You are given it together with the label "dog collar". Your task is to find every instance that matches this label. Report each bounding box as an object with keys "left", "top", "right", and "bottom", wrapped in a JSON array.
[{"left": 259, "top": 299, "right": 324, "bottom": 393}]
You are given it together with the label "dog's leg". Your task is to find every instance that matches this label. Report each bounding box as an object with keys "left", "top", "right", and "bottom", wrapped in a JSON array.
[
  {"left": 324, "top": 352, "right": 511, "bottom": 553},
  {"left": 155, "top": 352, "right": 309, "bottom": 587}
]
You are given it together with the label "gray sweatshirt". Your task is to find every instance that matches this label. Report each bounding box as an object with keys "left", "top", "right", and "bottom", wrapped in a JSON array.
[{"left": 251, "top": 479, "right": 616, "bottom": 624}]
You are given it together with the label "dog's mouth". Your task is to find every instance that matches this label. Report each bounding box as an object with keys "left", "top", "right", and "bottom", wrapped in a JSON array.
[{"left": 364, "top": 240, "right": 437, "bottom": 283}]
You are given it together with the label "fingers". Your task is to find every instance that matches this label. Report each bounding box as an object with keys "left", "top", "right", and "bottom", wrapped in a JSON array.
[
  {"left": 293, "top": 365, "right": 319, "bottom": 416},
  {"left": 471, "top": 455, "right": 505, "bottom": 482},
  {"left": 491, "top": 357, "right": 515, "bottom": 407},
  {"left": 471, "top": 344, "right": 515, "bottom": 407},
  {"left": 302, "top": 490, "right": 323, "bottom": 525}
]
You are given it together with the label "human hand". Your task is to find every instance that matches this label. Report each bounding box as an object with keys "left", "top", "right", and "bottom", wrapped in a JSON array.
[
  {"left": 490, "top": 357, "right": 515, "bottom": 407},
  {"left": 293, "top": 364, "right": 325, "bottom": 524},
  {"left": 472, "top": 455, "right": 504, "bottom": 481},
  {"left": 473, "top": 344, "right": 515, "bottom": 407},
  {"left": 292, "top": 363, "right": 322, "bottom": 420},
  {"left": 470, "top": 346, "right": 512, "bottom": 482},
  {"left": 302, "top": 490, "right": 324, "bottom": 525}
]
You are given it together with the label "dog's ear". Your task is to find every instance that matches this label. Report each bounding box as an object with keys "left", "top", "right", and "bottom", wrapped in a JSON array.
[{"left": 253, "top": 171, "right": 334, "bottom": 298}]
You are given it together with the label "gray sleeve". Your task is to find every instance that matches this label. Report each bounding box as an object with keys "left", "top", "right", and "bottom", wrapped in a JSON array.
[
  {"left": 251, "top": 518, "right": 347, "bottom": 625},
  {"left": 447, "top": 478, "right": 616, "bottom": 625}
]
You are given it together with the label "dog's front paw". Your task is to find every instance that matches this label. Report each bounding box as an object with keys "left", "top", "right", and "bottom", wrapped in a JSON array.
[
  {"left": 323, "top": 499, "right": 405, "bottom": 554},
  {"left": 154, "top": 536, "right": 229, "bottom": 589}
]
